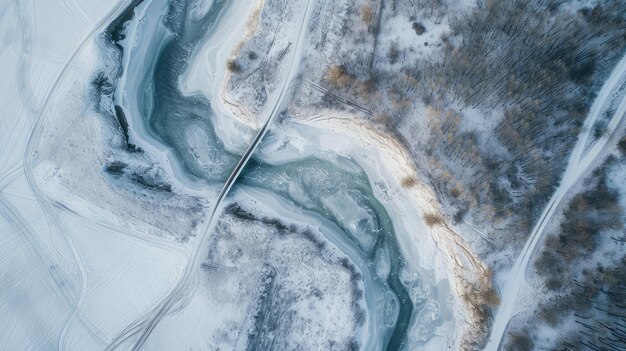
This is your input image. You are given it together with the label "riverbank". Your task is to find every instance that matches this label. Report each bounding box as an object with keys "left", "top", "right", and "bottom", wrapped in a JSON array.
[
  {"left": 299, "top": 112, "right": 498, "bottom": 349},
  {"left": 209, "top": 0, "right": 495, "bottom": 346},
  {"left": 220, "top": 77, "right": 494, "bottom": 347}
]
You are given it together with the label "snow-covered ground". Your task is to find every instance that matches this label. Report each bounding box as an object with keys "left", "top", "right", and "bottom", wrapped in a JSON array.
[
  {"left": 2, "top": 0, "right": 462, "bottom": 349},
  {"left": 9, "top": 0, "right": 622, "bottom": 350},
  {"left": 0, "top": 1, "right": 193, "bottom": 349}
]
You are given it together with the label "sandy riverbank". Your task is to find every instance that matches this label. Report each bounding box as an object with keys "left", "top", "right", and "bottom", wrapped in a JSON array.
[
  {"left": 298, "top": 112, "right": 496, "bottom": 349},
  {"left": 220, "top": 83, "right": 495, "bottom": 347}
]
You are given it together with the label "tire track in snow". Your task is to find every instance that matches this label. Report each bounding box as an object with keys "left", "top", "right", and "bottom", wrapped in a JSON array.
[
  {"left": 14, "top": 0, "right": 41, "bottom": 116},
  {"left": 0, "top": 193, "right": 109, "bottom": 345},
  {"left": 18, "top": 1, "right": 141, "bottom": 349}
]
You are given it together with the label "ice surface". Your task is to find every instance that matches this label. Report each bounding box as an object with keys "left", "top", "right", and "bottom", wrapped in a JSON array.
[{"left": 0, "top": 0, "right": 455, "bottom": 350}]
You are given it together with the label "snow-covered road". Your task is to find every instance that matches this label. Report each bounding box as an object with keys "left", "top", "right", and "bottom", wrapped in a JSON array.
[{"left": 484, "top": 51, "right": 626, "bottom": 351}]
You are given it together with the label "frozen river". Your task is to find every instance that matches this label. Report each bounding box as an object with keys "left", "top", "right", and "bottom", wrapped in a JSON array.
[{"left": 0, "top": 0, "right": 454, "bottom": 350}]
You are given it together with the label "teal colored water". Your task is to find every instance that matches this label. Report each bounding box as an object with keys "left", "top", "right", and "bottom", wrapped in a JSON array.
[{"left": 97, "top": 0, "right": 437, "bottom": 348}]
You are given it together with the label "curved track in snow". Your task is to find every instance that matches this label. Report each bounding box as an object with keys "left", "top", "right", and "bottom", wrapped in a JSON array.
[
  {"left": 484, "top": 51, "right": 626, "bottom": 351},
  {"left": 104, "top": 1, "right": 315, "bottom": 349},
  {"left": 16, "top": 0, "right": 140, "bottom": 348}
]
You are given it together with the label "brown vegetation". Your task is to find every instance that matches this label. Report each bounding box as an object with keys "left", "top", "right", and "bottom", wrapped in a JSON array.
[
  {"left": 412, "top": 22, "right": 426, "bottom": 35},
  {"left": 361, "top": 3, "right": 373, "bottom": 29},
  {"left": 400, "top": 176, "right": 416, "bottom": 188},
  {"left": 325, "top": 65, "right": 355, "bottom": 89},
  {"left": 355, "top": 79, "right": 377, "bottom": 99},
  {"left": 459, "top": 268, "right": 500, "bottom": 349},
  {"left": 373, "top": 113, "right": 392, "bottom": 128},
  {"left": 227, "top": 59, "right": 241, "bottom": 72},
  {"left": 423, "top": 213, "right": 443, "bottom": 227}
]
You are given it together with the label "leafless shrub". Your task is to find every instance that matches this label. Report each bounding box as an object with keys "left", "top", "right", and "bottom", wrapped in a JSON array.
[
  {"left": 412, "top": 22, "right": 426, "bottom": 35},
  {"left": 374, "top": 113, "right": 392, "bottom": 127},
  {"left": 423, "top": 213, "right": 443, "bottom": 227},
  {"left": 325, "top": 65, "right": 355, "bottom": 89},
  {"left": 356, "top": 79, "right": 377, "bottom": 99},
  {"left": 618, "top": 135, "right": 626, "bottom": 154},
  {"left": 227, "top": 59, "right": 241, "bottom": 72},
  {"left": 401, "top": 176, "right": 417, "bottom": 188},
  {"left": 507, "top": 331, "right": 535, "bottom": 351},
  {"left": 387, "top": 42, "right": 400, "bottom": 64},
  {"left": 361, "top": 3, "right": 373, "bottom": 28}
]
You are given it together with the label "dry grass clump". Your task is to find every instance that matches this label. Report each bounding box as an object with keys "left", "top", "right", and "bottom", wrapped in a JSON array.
[
  {"left": 361, "top": 3, "right": 373, "bottom": 28},
  {"left": 374, "top": 113, "right": 392, "bottom": 128},
  {"left": 226, "top": 59, "right": 241, "bottom": 72},
  {"left": 423, "top": 213, "right": 443, "bottom": 227},
  {"left": 459, "top": 269, "right": 500, "bottom": 349},
  {"left": 356, "top": 79, "right": 377, "bottom": 99},
  {"left": 325, "top": 65, "right": 355, "bottom": 89},
  {"left": 400, "top": 176, "right": 416, "bottom": 188},
  {"left": 449, "top": 186, "right": 461, "bottom": 198}
]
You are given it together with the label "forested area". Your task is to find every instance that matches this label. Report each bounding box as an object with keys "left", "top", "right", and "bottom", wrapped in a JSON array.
[
  {"left": 309, "top": 2, "right": 626, "bottom": 345},
  {"left": 314, "top": 1, "right": 626, "bottom": 246},
  {"left": 420, "top": 0, "right": 626, "bottom": 243},
  {"left": 224, "top": 0, "right": 626, "bottom": 346},
  {"left": 503, "top": 154, "right": 626, "bottom": 350}
]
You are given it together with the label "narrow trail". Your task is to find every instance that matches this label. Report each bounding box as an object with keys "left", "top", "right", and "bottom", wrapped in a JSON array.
[
  {"left": 105, "top": 1, "right": 315, "bottom": 349},
  {"left": 14, "top": 0, "right": 41, "bottom": 116},
  {"left": 0, "top": 193, "right": 109, "bottom": 346},
  {"left": 17, "top": 0, "right": 140, "bottom": 348},
  {"left": 484, "top": 51, "right": 626, "bottom": 351}
]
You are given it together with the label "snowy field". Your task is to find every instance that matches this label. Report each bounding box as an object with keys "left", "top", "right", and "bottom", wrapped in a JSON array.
[
  {"left": 3, "top": 0, "right": 625, "bottom": 350},
  {"left": 0, "top": 0, "right": 459, "bottom": 350},
  {"left": 0, "top": 1, "right": 189, "bottom": 349}
]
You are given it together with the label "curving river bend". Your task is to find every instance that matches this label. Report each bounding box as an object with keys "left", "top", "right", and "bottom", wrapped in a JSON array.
[{"left": 89, "top": 0, "right": 449, "bottom": 349}]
